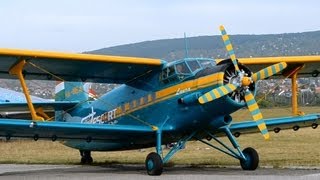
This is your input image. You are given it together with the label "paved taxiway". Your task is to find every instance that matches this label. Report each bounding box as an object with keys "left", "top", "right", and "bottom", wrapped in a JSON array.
[{"left": 0, "top": 164, "right": 319, "bottom": 180}]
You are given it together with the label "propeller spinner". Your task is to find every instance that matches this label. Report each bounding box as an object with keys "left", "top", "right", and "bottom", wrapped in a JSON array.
[{"left": 198, "top": 25, "right": 288, "bottom": 140}]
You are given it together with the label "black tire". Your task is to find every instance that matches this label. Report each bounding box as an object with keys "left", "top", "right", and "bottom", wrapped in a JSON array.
[
  {"left": 145, "top": 152, "right": 163, "bottom": 176},
  {"left": 240, "top": 147, "right": 259, "bottom": 170}
]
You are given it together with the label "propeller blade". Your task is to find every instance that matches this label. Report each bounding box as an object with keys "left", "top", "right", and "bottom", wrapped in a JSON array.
[
  {"left": 220, "top": 25, "right": 240, "bottom": 73},
  {"left": 252, "top": 62, "right": 287, "bottom": 82},
  {"left": 198, "top": 84, "right": 237, "bottom": 104},
  {"left": 244, "top": 91, "right": 270, "bottom": 140}
]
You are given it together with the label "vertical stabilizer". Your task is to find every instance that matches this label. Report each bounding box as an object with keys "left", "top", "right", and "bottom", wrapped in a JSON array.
[
  {"left": 55, "top": 81, "right": 88, "bottom": 101},
  {"left": 54, "top": 81, "right": 88, "bottom": 121}
]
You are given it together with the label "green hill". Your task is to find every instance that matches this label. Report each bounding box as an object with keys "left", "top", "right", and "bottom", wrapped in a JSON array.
[
  {"left": 2, "top": 30, "right": 320, "bottom": 101},
  {"left": 86, "top": 30, "right": 320, "bottom": 61}
]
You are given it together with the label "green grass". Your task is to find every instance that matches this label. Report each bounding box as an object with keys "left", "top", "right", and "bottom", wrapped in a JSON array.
[{"left": 0, "top": 107, "right": 319, "bottom": 168}]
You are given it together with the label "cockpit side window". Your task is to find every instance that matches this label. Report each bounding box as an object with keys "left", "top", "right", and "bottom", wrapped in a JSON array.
[
  {"left": 161, "top": 66, "right": 175, "bottom": 80},
  {"left": 187, "top": 60, "right": 201, "bottom": 72},
  {"left": 160, "top": 62, "right": 192, "bottom": 84},
  {"left": 175, "top": 62, "right": 190, "bottom": 74},
  {"left": 199, "top": 60, "right": 214, "bottom": 68}
]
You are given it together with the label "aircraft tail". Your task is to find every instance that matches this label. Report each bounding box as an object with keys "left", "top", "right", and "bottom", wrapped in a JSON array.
[{"left": 55, "top": 81, "right": 88, "bottom": 101}]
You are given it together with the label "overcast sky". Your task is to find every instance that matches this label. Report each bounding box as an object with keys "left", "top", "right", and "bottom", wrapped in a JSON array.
[{"left": 0, "top": 0, "right": 319, "bottom": 52}]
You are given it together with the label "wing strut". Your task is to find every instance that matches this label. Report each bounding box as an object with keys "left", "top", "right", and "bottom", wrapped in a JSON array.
[
  {"left": 289, "top": 66, "right": 305, "bottom": 116},
  {"left": 9, "top": 59, "right": 45, "bottom": 121}
]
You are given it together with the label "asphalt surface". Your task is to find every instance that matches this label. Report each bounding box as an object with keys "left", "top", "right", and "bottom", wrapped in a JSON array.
[{"left": 0, "top": 164, "right": 319, "bottom": 180}]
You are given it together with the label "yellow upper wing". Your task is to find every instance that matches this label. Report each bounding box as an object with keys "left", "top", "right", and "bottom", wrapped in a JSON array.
[
  {"left": 0, "top": 48, "right": 164, "bottom": 83},
  {"left": 237, "top": 56, "right": 320, "bottom": 77}
]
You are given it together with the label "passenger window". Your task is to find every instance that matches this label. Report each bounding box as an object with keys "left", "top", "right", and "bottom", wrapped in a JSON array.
[{"left": 187, "top": 60, "right": 201, "bottom": 72}]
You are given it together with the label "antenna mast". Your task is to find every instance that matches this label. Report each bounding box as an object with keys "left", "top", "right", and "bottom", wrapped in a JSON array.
[{"left": 184, "top": 32, "right": 189, "bottom": 58}]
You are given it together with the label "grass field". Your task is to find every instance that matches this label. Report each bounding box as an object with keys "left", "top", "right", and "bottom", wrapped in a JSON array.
[{"left": 0, "top": 107, "right": 319, "bottom": 168}]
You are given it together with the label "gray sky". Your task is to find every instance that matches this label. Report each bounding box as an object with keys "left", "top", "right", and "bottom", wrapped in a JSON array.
[{"left": 0, "top": 0, "right": 319, "bottom": 52}]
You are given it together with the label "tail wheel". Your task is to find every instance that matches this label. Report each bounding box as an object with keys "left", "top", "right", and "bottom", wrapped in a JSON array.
[
  {"left": 240, "top": 147, "right": 259, "bottom": 170},
  {"left": 80, "top": 150, "right": 93, "bottom": 164},
  {"left": 145, "top": 152, "right": 163, "bottom": 176}
]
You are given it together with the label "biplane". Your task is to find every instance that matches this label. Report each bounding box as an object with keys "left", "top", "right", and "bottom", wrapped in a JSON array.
[{"left": 0, "top": 26, "right": 319, "bottom": 175}]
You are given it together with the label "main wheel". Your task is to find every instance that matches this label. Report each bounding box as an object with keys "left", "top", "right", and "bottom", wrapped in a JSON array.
[
  {"left": 145, "top": 152, "right": 163, "bottom": 176},
  {"left": 240, "top": 147, "right": 259, "bottom": 170}
]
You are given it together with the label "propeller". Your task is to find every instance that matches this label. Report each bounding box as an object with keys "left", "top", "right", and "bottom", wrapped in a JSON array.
[
  {"left": 198, "top": 25, "right": 288, "bottom": 140},
  {"left": 220, "top": 25, "right": 240, "bottom": 73}
]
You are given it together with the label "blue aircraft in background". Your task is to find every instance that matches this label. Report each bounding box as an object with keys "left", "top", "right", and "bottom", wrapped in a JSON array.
[
  {"left": 0, "top": 87, "right": 49, "bottom": 103},
  {"left": 0, "top": 87, "right": 53, "bottom": 118},
  {"left": 0, "top": 26, "right": 319, "bottom": 175}
]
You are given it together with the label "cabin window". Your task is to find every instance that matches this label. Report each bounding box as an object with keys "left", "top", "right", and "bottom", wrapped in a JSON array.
[
  {"left": 175, "top": 62, "right": 190, "bottom": 74},
  {"left": 187, "top": 60, "right": 201, "bottom": 72},
  {"left": 199, "top": 60, "right": 214, "bottom": 68}
]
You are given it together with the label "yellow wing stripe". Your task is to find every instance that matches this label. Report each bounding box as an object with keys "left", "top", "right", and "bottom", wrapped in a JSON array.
[
  {"left": 0, "top": 48, "right": 162, "bottom": 65},
  {"left": 238, "top": 56, "right": 320, "bottom": 64}
]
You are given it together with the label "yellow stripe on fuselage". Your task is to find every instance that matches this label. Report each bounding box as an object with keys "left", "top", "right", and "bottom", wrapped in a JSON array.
[
  {"left": 124, "top": 103, "right": 130, "bottom": 111},
  {"left": 115, "top": 72, "right": 224, "bottom": 117}
]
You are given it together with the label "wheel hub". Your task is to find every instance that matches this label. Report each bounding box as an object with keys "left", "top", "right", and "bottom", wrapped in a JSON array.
[{"left": 147, "top": 160, "right": 154, "bottom": 170}]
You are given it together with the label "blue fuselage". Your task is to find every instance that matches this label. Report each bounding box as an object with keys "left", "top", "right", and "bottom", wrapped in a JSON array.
[{"left": 62, "top": 59, "right": 247, "bottom": 151}]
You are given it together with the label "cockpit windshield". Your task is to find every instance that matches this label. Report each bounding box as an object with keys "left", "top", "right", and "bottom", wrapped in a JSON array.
[{"left": 161, "top": 58, "right": 215, "bottom": 84}]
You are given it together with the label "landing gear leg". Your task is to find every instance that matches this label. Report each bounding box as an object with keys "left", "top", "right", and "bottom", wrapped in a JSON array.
[
  {"left": 145, "top": 130, "right": 197, "bottom": 176},
  {"left": 196, "top": 128, "right": 259, "bottom": 171},
  {"left": 145, "top": 130, "right": 163, "bottom": 176},
  {"left": 80, "top": 150, "right": 93, "bottom": 164}
]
